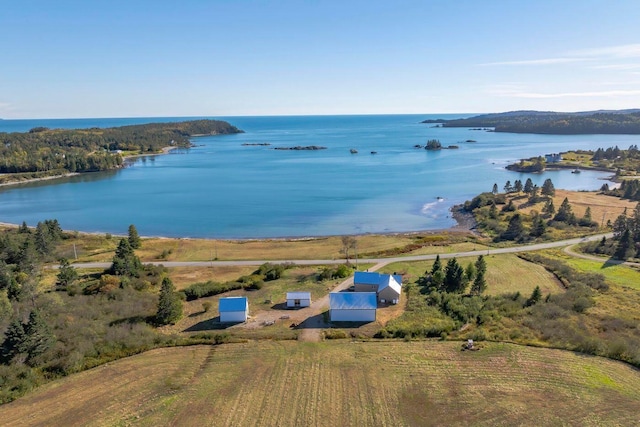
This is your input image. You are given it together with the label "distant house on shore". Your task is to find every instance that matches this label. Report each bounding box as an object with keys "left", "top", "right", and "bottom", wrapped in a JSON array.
[
  {"left": 219, "top": 297, "right": 248, "bottom": 323},
  {"left": 353, "top": 271, "right": 402, "bottom": 304},
  {"left": 545, "top": 153, "right": 562, "bottom": 163},
  {"left": 329, "top": 292, "right": 377, "bottom": 322},
  {"left": 286, "top": 292, "right": 311, "bottom": 308}
]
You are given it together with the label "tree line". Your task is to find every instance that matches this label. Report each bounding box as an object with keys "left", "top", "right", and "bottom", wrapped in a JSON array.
[
  {"left": 423, "top": 111, "right": 640, "bottom": 134},
  {"left": 0, "top": 120, "right": 242, "bottom": 175}
]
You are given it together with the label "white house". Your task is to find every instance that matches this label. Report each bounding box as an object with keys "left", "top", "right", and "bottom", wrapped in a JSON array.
[
  {"left": 353, "top": 271, "right": 402, "bottom": 304},
  {"left": 219, "top": 296, "right": 248, "bottom": 323},
  {"left": 329, "top": 292, "right": 377, "bottom": 322},
  {"left": 286, "top": 292, "right": 311, "bottom": 308}
]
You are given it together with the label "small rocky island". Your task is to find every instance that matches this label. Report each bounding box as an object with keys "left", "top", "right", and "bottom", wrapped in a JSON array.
[
  {"left": 242, "top": 143, "right": 271, "bottom": 146},
  {"left": 414, "top": 139, "right": 458, "bottom": 150},
  {"left": 273, "top": 146, "right": 327, "bottom": 151}
]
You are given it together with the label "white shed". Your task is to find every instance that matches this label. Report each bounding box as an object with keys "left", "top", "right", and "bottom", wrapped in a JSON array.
[
  {"left": 219, "top": 297, "right": 248, "bottom": 323},
  {"left": 286, "top": 292, "right": 311, "bottom": 308},
  {"left": 377, "top": 275, "right": 402, "bottom": 304},
  {"left": 329, "top": 292, "right": 377, "bottom": 322}
]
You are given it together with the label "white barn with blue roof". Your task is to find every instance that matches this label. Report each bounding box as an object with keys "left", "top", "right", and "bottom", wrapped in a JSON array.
[
  {"left": 353, "top": 271, "right": 402, "bottom": 304},
  {"left": 219, "top": 296, "right": 248, "bottom": 323},
  {"left": 329, "top": 292, "right": 377, "bottom": 322}
]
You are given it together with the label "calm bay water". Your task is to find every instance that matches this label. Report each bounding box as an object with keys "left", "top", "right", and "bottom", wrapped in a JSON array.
[{"left": 1, "top": 115, "right": 637, "bottom": 238}]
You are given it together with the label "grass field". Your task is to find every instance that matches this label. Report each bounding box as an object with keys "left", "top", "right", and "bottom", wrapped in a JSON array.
[
  {"left": 381, "top": 253, "right": 564, "bottom": 296},
  {"left": 1, "top": 341, "right": 639, "bottom": 426},
  {"left": 542, "top": 249, "right": 640, "bottom": 291},
  {"left": 516, "top": 189, "right": 637, "bottom": 227}
]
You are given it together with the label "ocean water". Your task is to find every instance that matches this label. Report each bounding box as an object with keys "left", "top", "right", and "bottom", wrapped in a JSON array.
[{"left": 1, "top": 115, "right": 637, "bottom": 238}]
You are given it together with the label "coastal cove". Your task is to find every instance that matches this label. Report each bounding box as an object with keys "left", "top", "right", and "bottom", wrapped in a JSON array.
[{"left": 0, "top": 115, "right": 634, "bottom": 239}]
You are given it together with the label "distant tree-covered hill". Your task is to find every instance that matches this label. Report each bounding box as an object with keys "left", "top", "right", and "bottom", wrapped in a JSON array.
[
  {"left": 422, "top": 109, "right": 640, "bottom": 134},
  {"left": 0, "top": 120, "right": 242, "bottom": 178}
]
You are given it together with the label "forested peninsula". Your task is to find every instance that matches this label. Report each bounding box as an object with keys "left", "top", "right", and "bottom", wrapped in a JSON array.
[
  {"left": 0, "top": 120, "right": 242, "bottom": 184},
  {"left": 422, "top": 109, "right": 640, "bottom": 134}
]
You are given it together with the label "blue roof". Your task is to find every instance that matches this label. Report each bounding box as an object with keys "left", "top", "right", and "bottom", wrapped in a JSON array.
[
  {"left": 354, "top": 271, "right": 402, "bottom": 286},
  {"left": 219, "top": 297, "right": 248, "bottom": 312},
  {"left": 330, "top": 292, "right": 377, "bottom": 310}
]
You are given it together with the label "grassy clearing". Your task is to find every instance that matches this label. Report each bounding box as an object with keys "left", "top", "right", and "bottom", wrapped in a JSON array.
[
  {"left": 382, "top": 253, "right": 563, "bottom": 296},
  {"left": 517, "top": 189, "right": 637, "bottom": 228},
  {"left": 136, "top": 234, "right": 423, "bottom": 262},
  {"left": 167, "top": 266, "right": 257, "bottom": 290},
  {"left": 1, "top": 341, "right": 639, "bottom": 426},
  {"left": 541, "top": 249, "right": 640, "bottom": 290}
]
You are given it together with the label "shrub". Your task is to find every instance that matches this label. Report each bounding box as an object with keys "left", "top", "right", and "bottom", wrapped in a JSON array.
[
  {"left": 182, "top": 281, "right": 242, "bottom": 301},
  {"left": 324, "top": 329, "right": 348, "bottom": 339}
]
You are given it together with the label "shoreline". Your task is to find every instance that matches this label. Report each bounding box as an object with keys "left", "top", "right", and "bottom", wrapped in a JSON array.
[
  {"left": 0, "top": 206, "right": 476, "bottom": 242},
  {"left": 0, "top": 146, "right": 179, "bottom": 188}
]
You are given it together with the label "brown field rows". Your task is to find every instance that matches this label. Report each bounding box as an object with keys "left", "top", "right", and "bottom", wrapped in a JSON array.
[{"left": 1, "top": 341, "right": 639, "bottom": 426}]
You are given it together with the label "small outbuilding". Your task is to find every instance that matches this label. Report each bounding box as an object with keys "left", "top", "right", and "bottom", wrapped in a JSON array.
[
  {"left": 286, "top": 292, "right": 311, "bottom": 308},
  {"left": 219, "top": 296, "right": 248, "bottom": 323},
  {"left": 329, "top": 292, "right": 377, "bottom": 322},
  {"left": 377, "top": 275, "right": 402, "bottom": 304}
]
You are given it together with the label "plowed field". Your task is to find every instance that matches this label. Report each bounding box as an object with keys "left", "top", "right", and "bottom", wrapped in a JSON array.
[{"left": 1, "top": 341, "right": 639, "bottom": 426}]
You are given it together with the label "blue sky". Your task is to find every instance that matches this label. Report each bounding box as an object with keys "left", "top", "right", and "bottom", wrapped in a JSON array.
[{"left": 1, "top": 0, "right": 639, "bottom": 118}]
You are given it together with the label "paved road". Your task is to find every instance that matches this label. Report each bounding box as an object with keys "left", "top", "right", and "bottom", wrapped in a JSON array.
[{"left": 68, "top": 233, "right": 613, "bottom": 269}]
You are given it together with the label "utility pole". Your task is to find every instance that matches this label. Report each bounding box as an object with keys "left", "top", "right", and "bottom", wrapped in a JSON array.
[{"left": 355, "top": 240, "right": 358, "bottom": 270}]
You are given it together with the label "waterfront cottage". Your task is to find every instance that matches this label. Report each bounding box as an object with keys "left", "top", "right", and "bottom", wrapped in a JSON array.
[
  {"left": 219, "top": 297, "right": 248, "bottom": 322},
  {"left": 286, "top": 292, "right": 311, "bottom": 308},
  {"left": 329, "top": 292, "right": 377, "bottom": 322}
]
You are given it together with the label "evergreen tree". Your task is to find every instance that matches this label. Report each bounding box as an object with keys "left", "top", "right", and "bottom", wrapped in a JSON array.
[
  {"left": 501, "top": 214, "right": 524, "bottom": 241},
  {"left": 492, "top": 183, "right": 498, "bottom": 194},
  {"left": 579, "top": 207, "right": 595, "bottom": 227},
  {"left": 488, "top": 203, "right": 498, "bottom": 219},
  {"left": 110, "top": 238, "right": 142, "bottom": 277},
  {"left": 470, "top": 255, "right": 487, "bottom": 295},
  {"left": 444, "top": 258, "right": 466, "bottom": 293},
  {"left": 156, "top": 277, "right": 183, "bottom": 325},
  {"left": 527, "top": 286, "right": 542, "bottom": 306},
  {"left": 56, "top": 258, "right": 78, "bottom": 289},
  {"left": 530, "top": 185, "right": 539, "bottom": 201},
  {"left": 23, "top": 310, "right": 55, "bottom": 364},
  {"left": 612, "top": 214, "right": 628, "bottom": 239},
  {"left": 530, "top": 216, "right": 547, "bottom": 237},
  {"left": 0, "top": 318, "right": 26, "bottom": 362},
  {"left": 127, "top": 224, "right": 141, "bottom": 249},
  {"left": 464, "top": 262, "right": 476, "bottom": 283},
  {"left": 431, "top": 270, "right": 445, "bottom": 291},
  {"left": 514, "top": 179, "right": 523, "bottom": 193},
  {"left": 430, "top": 255, "right": 442, "bottom": 275},
  {"left": 615, "top": 229, "right": 635, "bottom": 260},
  {"left": 504, "top": 180, "right": 512, "bottom": 193},
  {"left": 524, "top": 178, "right": 534, "bottom": 194},
  {"left": 542, "top": 199, "right": 555, "bottom": 216},
  {"left": 541, "top": 178, "right": 555, "bottom": 197},
  {"left": 18, "top": 221, "right": 30, "bottom": 234},
  {"left": 553, "top": 198, "right": 574, "bottom": 222},
  {"left": 17, "top": 238, "right": 38, "bottom": 274}
]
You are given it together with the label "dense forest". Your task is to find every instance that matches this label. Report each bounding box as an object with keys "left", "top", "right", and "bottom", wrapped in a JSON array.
[
  {"left": 0, "top": 120, "right": 242, "bottom": 177},
  {"left": 422, "top": 109, "right": 640, "bottom": 134}
]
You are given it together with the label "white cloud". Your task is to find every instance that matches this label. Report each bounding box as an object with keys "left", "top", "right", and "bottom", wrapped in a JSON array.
[
  {"left": 481, "top": 43, "right": 640, "bottom": 67},
  {"left": 480, "top": 57, "right": 587, "bottom": 66}
]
